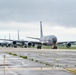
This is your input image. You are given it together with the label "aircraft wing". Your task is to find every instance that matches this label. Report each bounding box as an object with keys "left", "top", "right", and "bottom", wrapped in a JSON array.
[
  {"left": 0, "top": 38, "right": 41, "bottom": 44},
  {"left": 0, "top": 39, "right": 13, "bottom": 41},
  {"left": 0, "top": 39, "right": 28, "bottom": 47},
  {"left": 0, "top": 39, "right": 28, "bottom": 42},
  {"left": 30, "top": 41, "right": 76, "bottom": 46},
  {"left": 58, "top": 41, "right": 76, "bottom": 44},
  {"left": 57, "top": 41, "right": 76, "bottom": 48}
]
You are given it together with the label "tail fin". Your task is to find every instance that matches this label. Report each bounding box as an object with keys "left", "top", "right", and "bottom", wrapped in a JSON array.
[
  {"left": 27, "top": 21, "right": 43, "bottom": 40},
  {"left": 18, "top": 30, "right": 20, "bottom": 40},
  {"left": 9, "top": 33, "right": 10, "bottom": 40},
  {"left": 40, "top": 21, "right": 43, "bottom": 38}
]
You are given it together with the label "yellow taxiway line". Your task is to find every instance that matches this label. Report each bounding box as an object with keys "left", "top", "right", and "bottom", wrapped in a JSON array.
[
  {"left": 0, "top": 67, "right": 65, "bottom": 71},
  {"left": 66, "top": 68, "right": 76, "bottom": 74}
]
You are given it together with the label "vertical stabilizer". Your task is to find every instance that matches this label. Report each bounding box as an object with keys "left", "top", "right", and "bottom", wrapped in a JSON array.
[
  {"left": 9, "top": 33, "right": 10, "bottom": 40},
  {"left": 4, "top": 35, "right": 6, "bottom": 41},
  {"left": 18, "top": 30, "right": 20, "bottom": 40},
  {"left": 40, "top": 21, "right": 43, "bottom": 38}
]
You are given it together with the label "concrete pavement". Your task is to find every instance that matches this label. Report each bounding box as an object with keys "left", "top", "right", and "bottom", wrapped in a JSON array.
[{"left": 0, "top": 48, "right": 75, "bottom": 75}]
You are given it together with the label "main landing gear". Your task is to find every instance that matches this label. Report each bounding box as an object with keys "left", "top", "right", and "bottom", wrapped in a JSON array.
[
  {"left": 37, "top": 44, "right": 42, "bottom": 49},
  {"left": 52, "top": 45, "right": 57, "bottom": 49},
  {"left": 37, "top": 45, "right": 41, "bottom": 49}
]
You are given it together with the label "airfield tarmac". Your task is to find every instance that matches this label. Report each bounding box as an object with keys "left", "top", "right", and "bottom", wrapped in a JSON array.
[{"left": 0, "top": 48, "right": 76, "bottom": 75}]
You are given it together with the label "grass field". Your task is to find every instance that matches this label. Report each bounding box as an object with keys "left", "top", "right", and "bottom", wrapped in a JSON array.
[
  {"left": 38, "top": 45, "right": 76, "bottom": 49},
  {"left": 57, "top": 46, "right": 76, "bottom": 49}
]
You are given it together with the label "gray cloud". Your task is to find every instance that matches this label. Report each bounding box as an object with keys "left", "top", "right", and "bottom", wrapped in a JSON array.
[{"left": 0, "top": 0, "right": 76, "bottom": 27}]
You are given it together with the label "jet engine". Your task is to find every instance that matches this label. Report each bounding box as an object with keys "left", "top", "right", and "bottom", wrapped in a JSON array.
[
  {"left": 28, "top": 42, "right": 32, "bottom": 47},
  {"left": 25, "top": 42, "right": 35, "bottom": 47},
  {"left": 66, "top": 43, "right": 71, "bottom": 48},
  {"left": 24, "top": 42, "right": 32, "bottom": 47},
  {"left": 12, "top": 41, "right": 17, "bottom": 47},
  {"left": 13, "top": 41, "right": 16, "bottom": 45}
]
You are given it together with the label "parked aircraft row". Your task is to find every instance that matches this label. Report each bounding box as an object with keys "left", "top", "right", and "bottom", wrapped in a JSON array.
[{"left": 0, "top": 21, "right": 76, "bottom": 49}]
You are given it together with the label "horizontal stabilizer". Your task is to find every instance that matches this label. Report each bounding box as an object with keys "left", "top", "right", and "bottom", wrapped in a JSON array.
[{"left": 27, "top": 37, "right": 40, "bottom": 40}]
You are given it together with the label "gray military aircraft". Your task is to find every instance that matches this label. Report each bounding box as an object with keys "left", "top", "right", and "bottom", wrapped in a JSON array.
[
  {"left": 0, "top": 34, "right": 12, "bottom": 47},
  {"left": 0, "top": 21, "right": 58, "bottom": 49},
  {"left": 27, "top": 21, "right": 57, "bottom": 49},
  {"left": 0, "top": 31, "right": 28, "bottom": 48},
  {"left": 26, "top": 21, "right": 76, "bottom": 49},
  {"left": 0, "top": 21, "right": 76, "bottom": 49}
]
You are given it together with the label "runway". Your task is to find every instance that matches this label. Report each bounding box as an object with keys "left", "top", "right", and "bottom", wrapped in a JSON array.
[{"left": 0, "top": 48, "right": 76, "bottom": 75}]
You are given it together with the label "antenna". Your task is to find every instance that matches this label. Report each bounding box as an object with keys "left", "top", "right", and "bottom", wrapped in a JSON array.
[{"left": 40, "top": 21, "right": 43, "bottom": 38}]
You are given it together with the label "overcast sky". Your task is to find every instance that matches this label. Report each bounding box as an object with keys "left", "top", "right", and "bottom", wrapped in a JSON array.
[{"left": 0, "top": 0, "right": 76, "bottom": 41}]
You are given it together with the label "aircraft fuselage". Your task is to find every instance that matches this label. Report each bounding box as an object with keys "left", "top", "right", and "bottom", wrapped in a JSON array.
[{"left": 40, "top": 35, "right": 57, "bottom": 46}]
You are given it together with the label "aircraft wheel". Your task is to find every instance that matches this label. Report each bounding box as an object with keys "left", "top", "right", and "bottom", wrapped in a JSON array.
[
  {"left": 24, "top": 45, "right": 27, "bottom": 48},
  {"left": 52, "top": 45, "right": 57, "bottom": 49},
  {"left": 37, "top": 46, "right": 41, "bottom": 49},
  {"left": 54, "top": 46, "right": 57, "bottom": 49},
  {"left": 14, "top": 46, "right": 17, "bottom": 48}
]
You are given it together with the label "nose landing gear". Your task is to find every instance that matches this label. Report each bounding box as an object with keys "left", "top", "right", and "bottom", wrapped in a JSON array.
[{"left": 51, "top": 45, "right": 57, "bottom": 49}]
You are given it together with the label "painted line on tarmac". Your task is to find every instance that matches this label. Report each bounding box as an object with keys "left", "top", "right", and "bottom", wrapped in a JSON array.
[
  {"left": 66, "top": 68, "right": 76, "bottom": 74},
  {"left": 0, "top": 49, "right": 76, "bottom": 52},
  {"left": 0, "top": 67, "right": 65, "bottom": 71}
]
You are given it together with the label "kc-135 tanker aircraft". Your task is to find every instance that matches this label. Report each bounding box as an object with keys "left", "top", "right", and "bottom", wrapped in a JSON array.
[{"left": 0, "top": 21, "right": 76, "bottom": 49}]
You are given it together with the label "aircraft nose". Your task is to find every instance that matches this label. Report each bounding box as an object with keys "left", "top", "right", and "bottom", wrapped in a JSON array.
[{"left": 52, "top": 38, "right": 57, "bottom": 44}]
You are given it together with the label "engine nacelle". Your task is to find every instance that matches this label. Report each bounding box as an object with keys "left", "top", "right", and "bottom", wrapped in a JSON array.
[
  {"left": 13, "top": 41, "right": 17, "bottom": 45},
  {"left": 28, "top": 42, "right": 32, "bottom": 47},
  {"left": 12, "top": 41, "right": 17, "bottom": 48},
  {"left": 66, "top": 43, "right": 71, "bottom": 48},
  {"left": 24, "top": 42, "right": 32, "bottom": 47},
  {"left": 25, "top": 42, "right": 35, "bottom": 47}
]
